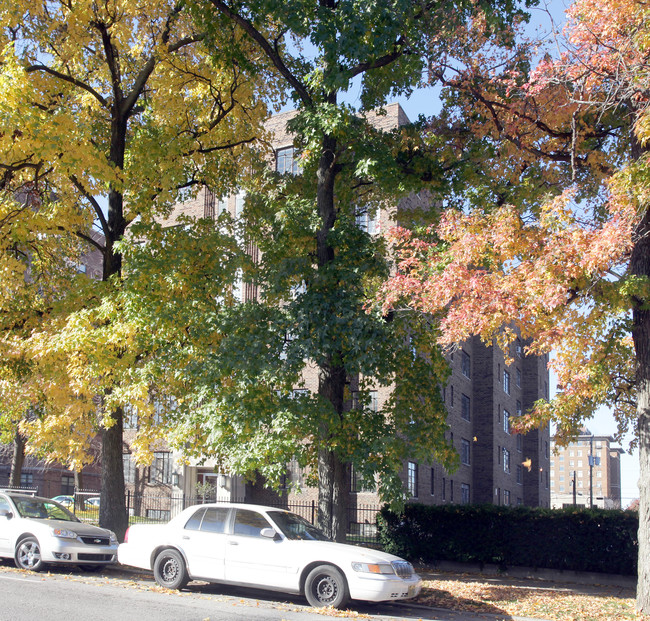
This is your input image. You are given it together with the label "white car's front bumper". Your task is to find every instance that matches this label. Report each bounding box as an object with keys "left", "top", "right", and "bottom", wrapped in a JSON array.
[
  {"left": 347, "top": 571, "right": 422, "bottom": 602},
  {"left": 42, "top": 537, "right": 117, "bottom": 565}
]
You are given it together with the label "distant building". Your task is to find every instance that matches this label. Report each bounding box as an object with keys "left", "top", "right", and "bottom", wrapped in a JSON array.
[{"left": 550, "top": 429, "right": 623, "bottom": 509}]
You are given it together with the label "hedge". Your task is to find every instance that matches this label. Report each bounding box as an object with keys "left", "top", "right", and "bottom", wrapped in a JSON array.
[{"left": 377, "top": 503, "right": 638, "bottom": 575}]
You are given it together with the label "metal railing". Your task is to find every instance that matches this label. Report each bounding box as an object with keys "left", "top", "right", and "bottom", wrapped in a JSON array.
[{"left": 70, "top": 490, "right": 381, "bottom": 545}]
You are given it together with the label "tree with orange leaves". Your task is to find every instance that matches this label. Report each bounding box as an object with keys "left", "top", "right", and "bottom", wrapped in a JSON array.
[{"left": 378, "top": 0, "right": 650, "bottom": 610}]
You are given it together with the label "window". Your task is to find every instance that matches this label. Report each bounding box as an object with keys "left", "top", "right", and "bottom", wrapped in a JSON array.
[
  {"left": 516, "top": 368, "right": 522, "bottom": 387},
  {"left": 450, "top": 385, "right": 454, "bottom": 407},
  {"left": 430, "top": 468, "right": 435, "bottom": 496},
  {"left": 461, "top": 351, "right": 471, "bottom": 378},
  {"left": 516, "top": 464, "right": 523, "bottom": 484},
  {"left": 516, "top": 434, "right": 522, "bottom": 452},
  {"left": 200, "top": 507, "right": 229, "bottom": 533},
  {"left": 503, "top": 448, "right": 511, "bottom": 474},
  {"left": 516, "top": 400, "right": 522, "bottom": 417},
  {"left": 350, "top": 465, "right": 373, "bottom": 493},
  {"left": 442, "top": 477, "right": 446, "bottom": 500},
  {"left": 352, "top": 390, "right": 378, "bottom": 412},
  {"left": 276, "top": 146, "right": 300, "bottom": 175},
  {"left": 146, "top": 509, "right": 171, "bottom": 521},
  {"left": 355, "top": 206, "right": 379, "bottom": 235},
  {"left": 503, "top": 370, "right": 511, "bottom": 394},
  {"left": 504, "top": 489, "right": 511, "bottom": 505},
  {"left": 150, "top": 452, "right": 172, "bottom": 484},
  {"left": 123, "top": 453, "right": 136, "bottom": 484},
  {"left": 184, "top": 507, "right": 206, "bottom": 530},
  {"left": 461, "top": 438, "right": 471, "bottom": 465},
  {"left": 516, "top": 338, "right": 523, "bottom": 357},
  {"left": 503, "top": 410, "right": 510, "bottom": 434},
  {"left": 461, "top": 394, "right": 471, "bottom": 421},
  {"left": 461, "top": 483, "right": 470, "bottom": 504},
  {"left": 20, "top": 473, "right": 33, "bottom": 488},
  {"left": 235, "top": 190, "right": 246, "bottom": 218},
  {"left": 61, "top": 475, "right": 74, "bottom": 496},
  {"left": 234, "top": 509, "right": 271, "bottom": 537},
  {"left": 450, "top": 480, "right": 454, "bottom": 502},
  {"left": 407, "top": 462, "right": 418, "bottom": 498}
]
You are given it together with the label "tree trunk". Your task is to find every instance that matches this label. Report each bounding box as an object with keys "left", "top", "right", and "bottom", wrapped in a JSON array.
[
  {"left": 630, "top": 196, "right": 650, "bottom": 612},
  {"left": 314, "top": 113, "right": 349, "bottom": 541},
  {"left": 74, "top": 468, "right": 83, "bottom": 492},
  {"left": 99, "top": 405, "right": 128, "bottom": 541},
  {"left": 97, "top": 116, "right": 129, "bottom": 540},
  {"left": 9, "top": 429, "right": 26, "bottom": 489},
  {"left": 317, "top": 360, "right": 348, "bottom": 542},
  {"left": 628, "top": 131, "right": 650, "bottom": 613}
]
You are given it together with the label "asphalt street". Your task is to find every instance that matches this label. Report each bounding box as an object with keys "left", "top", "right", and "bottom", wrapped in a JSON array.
[{"left": 0, "top": 561, "right": 527, "bottom": 621}]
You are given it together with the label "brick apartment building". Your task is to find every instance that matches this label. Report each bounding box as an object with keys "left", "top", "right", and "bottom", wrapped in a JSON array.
[
  {"left": 550, "top": 429, "right": 623, "bottom": 509},
  {"left": 126, "top": 104, "right": 551, "bottom": 517}
]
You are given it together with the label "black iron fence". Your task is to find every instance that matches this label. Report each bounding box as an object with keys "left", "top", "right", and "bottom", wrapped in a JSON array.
[{"left": 70, "top": 490, "right": 381, "bottom": 545}]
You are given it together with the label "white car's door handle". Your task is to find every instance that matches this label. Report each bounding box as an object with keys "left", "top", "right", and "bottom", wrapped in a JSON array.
[
  {"left": 228, "top": 541, "right": 239, "bottom": 545},
  {"left": 182, "top": 536, "right": 190, "bottom": 540}
]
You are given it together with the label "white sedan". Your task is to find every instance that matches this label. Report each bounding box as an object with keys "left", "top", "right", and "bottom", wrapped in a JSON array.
[
  {"left": 0, "top": 491, "right": 118, "bottom": 571},
  {"left": 118, "top": 502, "right": 422, "bottom": 608}
]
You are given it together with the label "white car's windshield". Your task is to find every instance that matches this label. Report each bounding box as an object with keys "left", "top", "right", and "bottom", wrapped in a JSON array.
[
  {"left": 269, "top": 511, "right": 331, "bottom": 541},
  {"left": 12, "top": 497, "right": 79, "bottom": 522}
]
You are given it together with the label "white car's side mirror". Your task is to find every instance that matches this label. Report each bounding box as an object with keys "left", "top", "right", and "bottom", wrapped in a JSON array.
[
  {"left": 260, "top": 528, "right": 277, "bottom": 539},
  {"left": 0, "top": 509, "right": 13, "bottom": 519}
]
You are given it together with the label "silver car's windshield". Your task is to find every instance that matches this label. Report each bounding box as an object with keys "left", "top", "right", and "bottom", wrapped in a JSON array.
[
  {"left": 12, "top": 497, "right": 80, "bottom": 522},
  {"left": 268, "top": 511, "right": 331, "bottom": 541}
]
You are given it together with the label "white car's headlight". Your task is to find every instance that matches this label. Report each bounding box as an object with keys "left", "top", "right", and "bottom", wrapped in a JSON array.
[
  {"left": 51, "top": 528, "right": 78, "bottom": 539},
  {"left": 351, "top": 562, "right": 395, "bottom": 575}
]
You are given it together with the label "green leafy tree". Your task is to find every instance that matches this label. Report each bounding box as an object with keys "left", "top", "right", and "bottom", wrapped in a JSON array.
[{"left": 182, "top": 0, "right": 534, "bottom": 539}]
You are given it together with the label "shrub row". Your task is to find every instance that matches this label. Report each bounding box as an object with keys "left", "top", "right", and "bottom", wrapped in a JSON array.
[{"left": 377, "top": 503, "right": 638, "bottom": 575}]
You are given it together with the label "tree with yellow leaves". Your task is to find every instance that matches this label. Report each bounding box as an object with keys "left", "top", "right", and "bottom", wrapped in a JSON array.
[{"left": 0, "top": 0, "right": 271, "bottom": 538}]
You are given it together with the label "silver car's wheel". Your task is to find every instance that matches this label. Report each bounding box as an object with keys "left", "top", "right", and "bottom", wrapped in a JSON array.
[
  {"left": 304, "top": 564, "right": 349, "bottom": 608},
  {"left": 153, "top": 548, "right": 189, "bottom": 590},
  {"left": 15, "top": 537, "right": 44, "bottom": 572}
]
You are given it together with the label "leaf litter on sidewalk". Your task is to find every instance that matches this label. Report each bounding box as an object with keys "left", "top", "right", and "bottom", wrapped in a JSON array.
[{"left": 418, "top": 574, "right": 646, "bottom": 621}]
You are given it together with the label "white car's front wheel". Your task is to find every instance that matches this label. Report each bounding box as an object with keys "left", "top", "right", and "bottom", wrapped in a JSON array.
[
  {"left": 304, "top": 564, "right": 349, "bottom": 608},
  {"left": 153, "top": 548, "right": 189, "bottom": 590},
  {"left": 15, "top": 537, "right": 44, "bottom": 572}
]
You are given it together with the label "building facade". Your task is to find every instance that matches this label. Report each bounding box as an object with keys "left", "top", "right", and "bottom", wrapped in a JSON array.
[{"left": 550, "top": 429, "right": 623, "bottom": 509}]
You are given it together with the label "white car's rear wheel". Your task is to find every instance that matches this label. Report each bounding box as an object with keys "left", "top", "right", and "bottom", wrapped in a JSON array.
[
  {"left": 304, "top": 564, "right": 349, "bottom": 608},
  {"left": 15, "top": 537, "right": 44, "bottom": 572},
  {"left": 153, "top": 548, "right": 189, "bottom": 590}
]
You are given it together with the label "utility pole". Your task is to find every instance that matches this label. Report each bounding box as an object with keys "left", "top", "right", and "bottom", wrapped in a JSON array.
[
  {"left": 588, "top": 434, "right": 601, "bottom": 508},
  {"left": 572, "top": 471, "right": 577, "bottom": 505}
]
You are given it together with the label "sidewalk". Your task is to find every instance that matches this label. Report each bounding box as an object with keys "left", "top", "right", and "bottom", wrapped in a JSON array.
[{"left": 409, "top": 562, "right": 636, "bottom": 621}]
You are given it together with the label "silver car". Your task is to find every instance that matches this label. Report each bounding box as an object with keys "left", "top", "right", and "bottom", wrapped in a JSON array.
[{"left": 0, "top": 491, "right": 118, "bottom": 571}]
